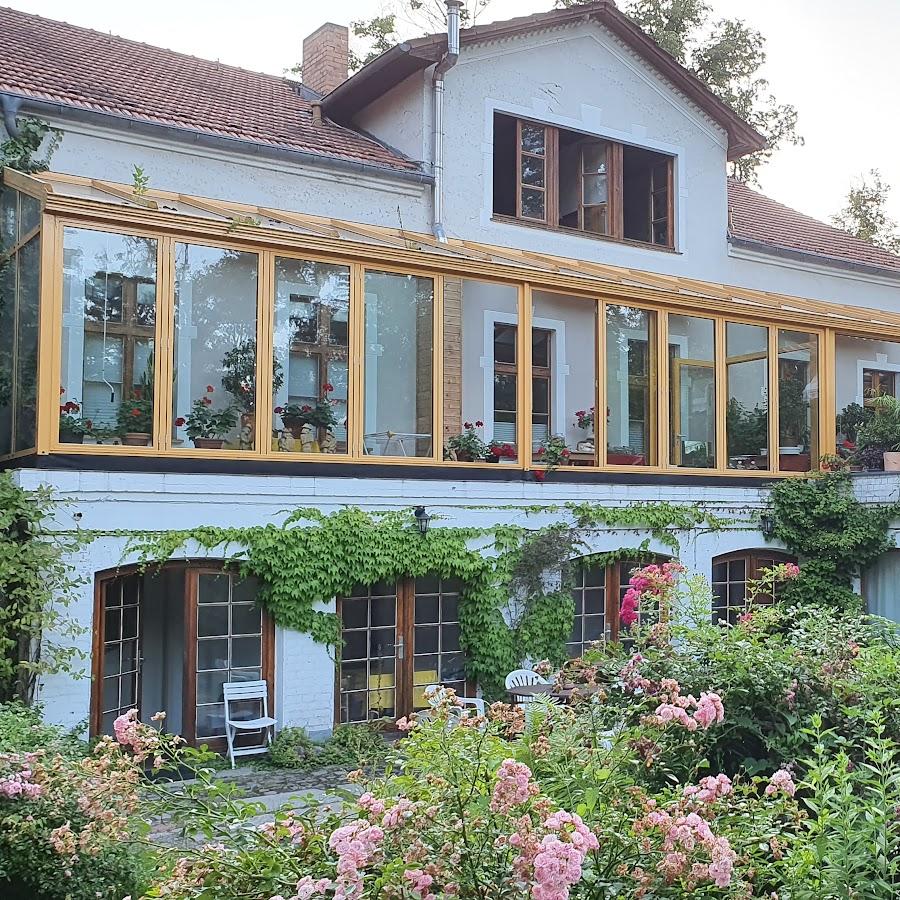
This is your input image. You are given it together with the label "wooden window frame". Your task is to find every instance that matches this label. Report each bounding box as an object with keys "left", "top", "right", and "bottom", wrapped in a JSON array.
[
  {"left": 90, "top": 562, "right": 274, "bottom": 750},
  {"left": 500, "top": 115, "right": 674, "bottom": 250},
  {"left": 711, "top": 550, "right": 796, "bottom": 625},
  {"left": 335, "top": 576, "right": 470, "bottom": 727}
]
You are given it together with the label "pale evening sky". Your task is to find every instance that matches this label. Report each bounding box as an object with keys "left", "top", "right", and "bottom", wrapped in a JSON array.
[{"left": 5, "top": 0, "right": 899, "bottom": 224}]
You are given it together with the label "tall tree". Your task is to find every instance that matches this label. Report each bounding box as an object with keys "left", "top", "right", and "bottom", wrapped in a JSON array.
[
  {"left": 555, "top": 0, "right": 801, "bottom": 182},
  {"left": 832, "top": 169, "right": 900, "bottom": 254}
]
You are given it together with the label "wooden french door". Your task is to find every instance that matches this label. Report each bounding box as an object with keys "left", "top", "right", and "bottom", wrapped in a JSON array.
[
  {"left": 91, "top": 565, "right": 273, "bottom": 747},
  {"left": 336, "top": 576, "right": 466, "bottom": 724}
]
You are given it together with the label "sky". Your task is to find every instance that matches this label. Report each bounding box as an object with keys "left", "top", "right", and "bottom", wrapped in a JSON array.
[{"left": 6, "top": 0, "right": 900, "bottom": 223}]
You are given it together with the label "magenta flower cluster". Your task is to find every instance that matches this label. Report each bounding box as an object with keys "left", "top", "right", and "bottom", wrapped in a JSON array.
[
  {"left": 0, "top": 758, "right": 42, "bottom": 799},
  {"left": 620, "top": 562, "right": 686, "bottom": 628}
]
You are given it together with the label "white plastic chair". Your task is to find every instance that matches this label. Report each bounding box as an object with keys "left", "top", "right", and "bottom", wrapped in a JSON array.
[
  {"left": 425, "top": 684, "right": 486, "bottom": 718},
  {"left": 223, "top": 680, "right": 277, "bottom": 769},
  {"left": 505, "top": 668, "right": 550, "bottom": 704}
]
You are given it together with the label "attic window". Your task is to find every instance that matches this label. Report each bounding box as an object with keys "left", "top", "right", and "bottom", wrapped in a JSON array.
[{"left": 492, "top": 113, "right": 674, "bottom": 249}]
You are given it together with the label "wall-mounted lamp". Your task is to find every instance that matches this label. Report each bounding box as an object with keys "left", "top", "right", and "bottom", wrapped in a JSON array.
[
  {"left": 414, "top": 506, "right": 431, "bottom": 536},
  {"left": 759, "top": 512, "right": 776, "bottom": 539}
]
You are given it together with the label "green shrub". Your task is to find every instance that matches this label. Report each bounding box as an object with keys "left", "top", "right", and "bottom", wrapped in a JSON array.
[
  {"left": 0, "top": 702, "right": 86, "bottom": 757},
  {"left": 267, "top": 723, "right": 388, "bottom": 771}
]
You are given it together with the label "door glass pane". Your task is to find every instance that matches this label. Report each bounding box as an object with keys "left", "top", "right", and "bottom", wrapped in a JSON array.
[
  {"left": 669, "top": 315, "right": 716, "bottom": 468},
  {"left": 194, "top": 572, "right": 265, "bottom": 738},
  {"left": 274, "top": 258, "right": 350, "bottom": 454},
  {"left": 521, "top": 124, "right": 545, "bottom": 155},
  {"left": 726, "top": 322, "right": 769, "bottom": 470},
  {"left": 521, "top": 156, "right": 545, "bottom": 187},
  {"left": 778, "top": 330, "right": 818, "bottom": 470},
  {"left": 60, "top": 228, "right": 157, "bottom": 444},
  {"left": 100, "top": 577, "right": 141, "bottom": 727},
  {"left": 339, "top": 583, "right": 398, "bottom": 724},
  {"left": 364, "top": 271, "right": 434, "bottom": 458},
  {"left": 173, "top": 244, "right": 258, "bottom": 451},
  {"left": 521, "top": 189, "right": 545, "bottom": 220},
  {"left": 606, "top": 305, "right": 655, "bottom": 466},
  {"left": 412, "top": 577, "right": 464, "bottom": 711}
]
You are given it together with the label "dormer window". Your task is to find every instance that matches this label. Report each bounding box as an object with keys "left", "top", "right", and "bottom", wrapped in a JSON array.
[{"left": 492, "top": 112, "right": 674, "bottom": 249}]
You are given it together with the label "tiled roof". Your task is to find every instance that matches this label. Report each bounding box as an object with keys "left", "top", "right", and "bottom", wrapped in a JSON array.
[
  {"left": 728, "top": 178, "right": 900, "bottom": 274},
  {"left": 0, "top": 5, "right": 421, "bottom": 174}
]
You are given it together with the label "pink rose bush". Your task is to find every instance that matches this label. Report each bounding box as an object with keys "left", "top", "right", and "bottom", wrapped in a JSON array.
[{"left": 620, "top": 562, "right": 686, "bottom": 629}]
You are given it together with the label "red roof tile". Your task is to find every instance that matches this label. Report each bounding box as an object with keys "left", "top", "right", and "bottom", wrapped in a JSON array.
[
  {"left": 0, "top": 5, "right": 420, "bottom": 174},
  {"left": 728, "top": 178, "right": 900, "bottom": 273}
]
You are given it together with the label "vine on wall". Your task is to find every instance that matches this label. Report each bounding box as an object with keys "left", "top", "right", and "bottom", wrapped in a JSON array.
[
  {"left": 0, "top": 473, "right": 84, "bottom": 703},
  {"left": 770, "top": 471, "right": 900, "bottom": 609},
  {"left": 124, "top": 502, "right": 731, "bottom": 698}
]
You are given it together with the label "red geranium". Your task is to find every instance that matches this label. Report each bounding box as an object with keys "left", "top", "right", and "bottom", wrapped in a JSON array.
[
  {"left": 131, "top": 408, "right": 141, "bottom": 417},
  {"left": 274, "top": 407, "right": 284, "bottom": 415},
  {"left": 322, "top": 382, "right": 334, "bottom": 393},
  {"left": 202, "top": 396, "right": 212, "bottom": 406},
  {"left": 174, "top": 417, "right": 185, "bottom": 427},
  {"left": 206, "top": 385, "right": 214, "bottom": 393},
  {"left": 533, "top": 470, "right": 545, "bottom": 482}
]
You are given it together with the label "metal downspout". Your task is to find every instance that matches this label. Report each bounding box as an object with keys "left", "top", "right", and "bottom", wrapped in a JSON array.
[
  {"left": 1, "top": 94, "right": 22, "bottom": 139},
  {"left": 432, "top": 0, "right": 462, "bottom": 242}
]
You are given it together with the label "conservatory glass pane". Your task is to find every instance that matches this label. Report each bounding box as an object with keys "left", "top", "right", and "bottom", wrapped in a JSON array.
[
  {"left": 726, "top": 322, "right": 769, "bottom": 470},
  {"left": 173, "top": 244, "right": 258, "bottom": 451},
  {"left": 778, "top": 330, "right": 818, "bottom": 470},
  {"left": 363, "top": 271, "right": 434, "bottom": 458},
  {"left": 60, "top": 228, "right": 157, "bottom": 446},
  {"left": 13, "top": 236, "right": 39, "bottom": 451},
  {"left": 669, "top": 314, "right": 716, "bottom": 468},
  {"left": 273, "top": 257, "right": 350, "bottom": 454}
]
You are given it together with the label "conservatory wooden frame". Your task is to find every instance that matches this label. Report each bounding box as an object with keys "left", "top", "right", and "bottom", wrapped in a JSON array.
[{"left": 4, "top": 166, "right": 897, "bottom": 477}]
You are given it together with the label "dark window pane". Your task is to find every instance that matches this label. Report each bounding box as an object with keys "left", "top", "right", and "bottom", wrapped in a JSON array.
[
  {"left": 441, "top": 593, "right": 459, "bottom": 622},
  {"left": 494, "top": 373, "right": 517, "bottom": 410},
  {"left": 521, "top": 156, "right": 545, "bottom": 187},
  {"left": 231, "top": 577, "right": 259, "bottom": 604},
  {"left": 584, "top": 616, "right": 605, "bottom": 641},
  {"left": 341, "top": 660, "right": 367, "bottom": 692},
  {"left": 712, "top": 562, "right": 728, "bottom": 582},
  {"left": 521, "top": 188, "right": 545, "bottom": 220},
  {"left": 121, "top": 606, "right": 138, "bottom": 640},
  {"left": 199, "top": 574, "right": 230, "bottom": 605},
  {"left": 371, "top": 595, "right": 396, "bottom": 627},
  {"left": 370, "top": 628, "right": 395, "bottom": 658},
  {"left": 198, "top": 638, "right": 229, "bottom": 671},
  {"left": 585, "top": 566, "right": 605, "bottom": 588},
  {"left": 494, "top": 325, "right": 517, "bottom": 364},
  {"left": 342, "top": 597, "right": 368, "bottom": 629},
  {"left": 441, "top": 623, "right": 460, "bottom": 651},
  {"left": 231, "top": 636, "right": 262, "bottom": 668},
  {"left": 231, "top": 603, "right": 261, "bottom": 636},
  {"left": 197, "top": 671, "right": 226, "bottom": 704},
  {"left": 440, "top": 652, "right": 465, "bottom": 682},
  {"left": 415, "top": 574, "right": 440, "bottom": 594},
  {"left": 415, "top": 595, "right": 440, "bottom": 624},
  {"left": 584, "top": 588, "right": 604, "bottom": 615},
  {"left": 342, "top": 630, "right": 367, "bottom": 661},
  {"left": 198, "top": 605, "right": 228, "bottom": 638},
  {"left": 532, "top": 330, "right": 551, "bottom": 368},
  {"left": 415, "top": 625, "right": 439, "bottom": 654}
]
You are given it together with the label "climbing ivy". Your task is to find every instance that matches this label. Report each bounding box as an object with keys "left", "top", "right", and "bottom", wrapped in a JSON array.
[
  {"left": 121, "top": 501, "right": 732, "bottom": 699},
  {"left": 0, "top": 117, "right": 61, "bottom": 175},
  {"left": 0, "top": 473, "right": 84, "bottom": 703},
  {"left": 770, "top": 471, "right": 900, "bottom": 609}
]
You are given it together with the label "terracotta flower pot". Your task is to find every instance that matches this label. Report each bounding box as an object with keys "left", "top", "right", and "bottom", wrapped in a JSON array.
[
  {"left": 193, "top": 437, "right": 225, "bottom": 450},
  {"left": 122, "top": 432, "right": 151, "bottom": 446}
]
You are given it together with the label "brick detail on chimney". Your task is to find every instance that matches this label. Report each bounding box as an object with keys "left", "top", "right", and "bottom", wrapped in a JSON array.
[
  {"left": 302, "top": 23, "right": 349, "bottom": 96},
  {"left": 442, "top": 277, "right": 463, "bottom": 441}
]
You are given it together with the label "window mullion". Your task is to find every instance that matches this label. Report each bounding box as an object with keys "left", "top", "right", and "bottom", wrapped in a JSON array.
[
  {"left": 714, "top": 317, "right": 727, "bottom": 471},
  {"left": 154, "top": 235, "right": 175, "bottom": 451}
]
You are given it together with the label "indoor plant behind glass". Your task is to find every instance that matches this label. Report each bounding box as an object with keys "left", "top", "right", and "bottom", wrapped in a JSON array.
[
  {"left": 181, "top": 387, "right": 237, "bottom": 450},
  {"left": 58, "top": 396, "right": 92, "bottom": 444},
  {"left": 220, "top": 339, "right": 284, "bottom": 433},
  {"left": 445, "top": 421, "right": 488, "bottom": 462},
  {"left": 857, "top": 393, "right": 900, "bottom": 471},
  {"left": 115, "top": 361, "right": 155, "bottom": 446}
]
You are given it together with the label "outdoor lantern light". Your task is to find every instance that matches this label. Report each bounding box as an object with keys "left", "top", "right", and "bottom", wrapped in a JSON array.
[
  {"left": 414, "top": 506, "right": 431, "bottom": 536},
  {"left": 759, "top": 512, "right": 775, "bottom": 538}
]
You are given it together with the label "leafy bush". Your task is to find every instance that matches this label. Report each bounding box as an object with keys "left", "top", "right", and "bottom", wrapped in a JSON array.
[
  {"left": 0, "top": 708, "right": 150, "bottom": 899},
  {"left": 0, "top": 702, "right": 85, "bottom": 756},
  {"left": 267, "top": 723, "right": 387, "bottom": 771}
]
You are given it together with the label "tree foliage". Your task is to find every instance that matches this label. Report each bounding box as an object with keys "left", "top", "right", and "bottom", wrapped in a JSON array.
[{"left": 831, "top": 168, "right": 900, "bottom": 254}]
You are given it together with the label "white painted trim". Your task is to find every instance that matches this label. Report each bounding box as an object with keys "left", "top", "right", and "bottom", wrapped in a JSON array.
[{"left": 856, "top": 357, "right": 900, "bottom": 405}]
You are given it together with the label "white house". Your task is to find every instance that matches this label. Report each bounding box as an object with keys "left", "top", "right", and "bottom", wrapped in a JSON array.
[{"left": 2, "top": 1, "right": 900, "bottom": 742}]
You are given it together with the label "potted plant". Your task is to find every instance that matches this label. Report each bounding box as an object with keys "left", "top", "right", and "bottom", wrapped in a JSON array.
[
  {"left": 58, "top": 393, "right": 92, "bottom": 444},
  {"left": 180, "top": 386, "right": 237, "bottom": 449},
  {"left": 486, "top": 440, "right": 516, "bottom": 463},
  {"left": 535, "top": 435, "right": 571, "bottom": 472},
  {"left": 221, "top": 339, "right": 284, "bottom": 433},
  {"left": 277, "top": 383, "right": 339, "bottom": 448},
  {"left": 116, "top": 391, "right": 153, "bottom": 446},
  {"left": 836, "top": 402, "right": 872, "bottom": 446},
  {"left": 857, "top": 393, "right": 900, "bottom": 471},
  {"left": 445, "top": 421, "right": 488, "bottom": 462}
]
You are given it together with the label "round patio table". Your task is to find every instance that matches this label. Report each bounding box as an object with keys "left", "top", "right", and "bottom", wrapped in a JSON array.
[{"left": 506, "top": 683, "right": 604, "bottom": 703}]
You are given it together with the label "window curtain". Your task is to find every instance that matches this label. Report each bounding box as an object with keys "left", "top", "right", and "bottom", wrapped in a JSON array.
[{"left": 864, "top": 550, "right": 900, "bottom": 623}]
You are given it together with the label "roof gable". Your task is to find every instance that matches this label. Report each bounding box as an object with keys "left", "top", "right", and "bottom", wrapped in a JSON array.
[
  {"left": 322, "top": 0, "right": 766, "bottom": 161},
  {"left": 0, "top": 5, "right": 420, "bottom": 175}
]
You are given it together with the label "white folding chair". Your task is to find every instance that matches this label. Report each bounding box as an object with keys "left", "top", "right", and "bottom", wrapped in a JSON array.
[
  {"left": 223, "top": 680, "right": 277, "bottom": 769},
  {"left": 425, "top": 684, "right": 486, "bottom": 717}
]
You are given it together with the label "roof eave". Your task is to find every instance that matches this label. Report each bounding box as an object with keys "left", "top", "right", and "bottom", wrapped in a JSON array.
[
  {"left": 728, "top": 234, "right": 900, "bottom": 282},
  {"left": 5, "top": 92, "right": 432, "bottom": 185}
]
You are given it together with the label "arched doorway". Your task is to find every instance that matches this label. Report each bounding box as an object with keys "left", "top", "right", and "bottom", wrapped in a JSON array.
[{"left": 91, "top": 564, "right": 274, "bottom": 747}]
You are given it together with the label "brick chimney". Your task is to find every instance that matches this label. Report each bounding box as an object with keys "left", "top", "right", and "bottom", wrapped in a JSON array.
[{"left": 302, "top": 23, "right": 349, "bottom": 95}]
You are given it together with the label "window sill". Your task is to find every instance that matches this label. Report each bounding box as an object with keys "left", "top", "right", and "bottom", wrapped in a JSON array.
[{"left": 490, "top": 215, "right": 680, "bottom": 255}]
